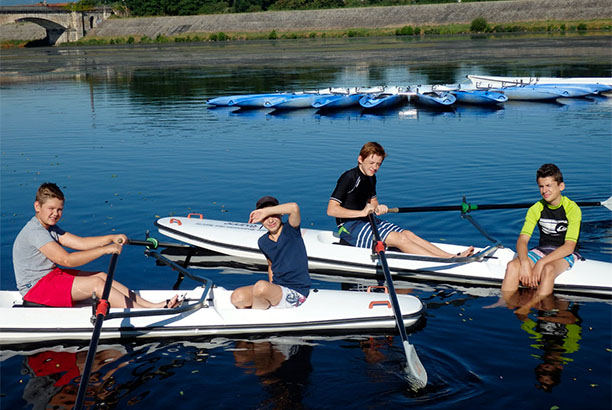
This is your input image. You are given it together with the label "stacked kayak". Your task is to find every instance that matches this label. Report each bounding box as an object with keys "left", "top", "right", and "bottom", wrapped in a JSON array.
[
  {"left": 206, "top": 76, "right": 611, "bottom": 111},
  {"left": 359, "top": 88, "right": 406, "bottom": 110},
  {"left": 155, "top": 215, "right": 612, "bottom": 297},
  {"left": 411, "top": 91, "right": 456, "bottom": 108},
  {"left": 311, "top": 93, "right": 364, "bottom": 109},
  {"left": 452, "top": 90, "right": 508, "bottom": 105}
]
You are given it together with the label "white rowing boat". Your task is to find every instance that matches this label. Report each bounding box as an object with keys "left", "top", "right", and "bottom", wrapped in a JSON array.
[
  {"left": 155, "top": 214, "right": 612, "bottom": 297},
  {"left": 0, "top": 251, "right": 425, "bottom": 345},
  {"left": 467, "top": 74, "right": 612, "bottom": 89}
]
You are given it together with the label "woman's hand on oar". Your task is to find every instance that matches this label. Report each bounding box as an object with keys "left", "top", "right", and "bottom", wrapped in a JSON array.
[
  {"left": 368, "top": 213, "right": 427, "bottom": 390},
  {"left": 388, "top": 196, "right": 612, "bottom": 214}
]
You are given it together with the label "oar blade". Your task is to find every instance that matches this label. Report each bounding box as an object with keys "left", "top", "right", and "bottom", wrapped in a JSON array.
[
  {"left": 602, "top": 196, "right": 612, "bottom": 211},
  {"left": 403, "top": 340, "right": 428, "bottom": 390}
]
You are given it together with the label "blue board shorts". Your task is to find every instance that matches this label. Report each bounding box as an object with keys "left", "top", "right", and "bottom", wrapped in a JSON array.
[
  {"left": 338, "top": 217, "right": 403, "bottom": 248},
  {"left": 527, "top": 247, "right": 579, "bottom": 270}
]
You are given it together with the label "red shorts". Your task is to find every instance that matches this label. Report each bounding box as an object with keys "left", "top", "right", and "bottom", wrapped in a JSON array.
[{"left": 23, "top": 267, "right": 79, "bottom": 307}]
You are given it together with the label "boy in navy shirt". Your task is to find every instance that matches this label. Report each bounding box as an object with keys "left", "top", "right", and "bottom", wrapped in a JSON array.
[{"left": 231, "top": 196, "right": 311, "bottom": 309}]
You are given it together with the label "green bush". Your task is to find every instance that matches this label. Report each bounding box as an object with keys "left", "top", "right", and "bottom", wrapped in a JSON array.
[
  {"left": 396, "top": 25, "right": 414, "bottom": 36},
  {"left": 217, "top": 32, "right": 227, "bottom": 41},
  {"left": 577, "top": 23, "right": 587, "bottom": 31},
  {"left": 470, "top": 17, "right": 488, "bottom": 32},
  {"left": 269, "top": 29, "right": 278, "bottom": 39}
]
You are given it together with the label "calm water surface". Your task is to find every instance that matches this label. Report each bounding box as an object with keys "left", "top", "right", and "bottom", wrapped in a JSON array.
[{"left": 1, "top": 35, "right": 611, "bottom": 409}]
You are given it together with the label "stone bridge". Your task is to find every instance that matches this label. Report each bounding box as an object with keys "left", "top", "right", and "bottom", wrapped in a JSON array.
[{"left": 0, "top": 5, "right": 113, "bottom": 45}]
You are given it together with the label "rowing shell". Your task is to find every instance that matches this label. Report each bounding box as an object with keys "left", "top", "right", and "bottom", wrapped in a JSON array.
[
  {"left": 467, "top": 74, "right": 612, "bottom": 89},
  {"left": 155, "top": 216, "right": 612, "bottom": 297},
  {"left": 0, "top": 284, "right": 424, "bottom": 345}
]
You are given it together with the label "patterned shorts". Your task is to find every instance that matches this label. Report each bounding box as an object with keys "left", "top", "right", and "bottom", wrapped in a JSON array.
[
  {"left": 272, "top": 286, "right": 307, "bottom": 309},
  {"left": 527, "top": 248, "right": 577, "bottom": 269}
]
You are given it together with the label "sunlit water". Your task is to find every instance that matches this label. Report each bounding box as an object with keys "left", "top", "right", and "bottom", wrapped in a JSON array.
[{"left": 1, "top": 36, "right": 611, "bottom": 409}]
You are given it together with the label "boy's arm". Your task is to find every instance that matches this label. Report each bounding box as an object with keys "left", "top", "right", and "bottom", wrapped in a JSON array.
[
  {"left": 38, "top": 238, "right": 122, "bottom": 268},
  {"left": 250, "top": 202, "right": 301, "bottom": 228},
  {"left": 327, "top": 199, "right": 376, "bottom": 219},
  {"left": 59, "top": 232, "right": 127, "bottom": 251},
  {"left": 267, "top": 259, "right": 273, "bottom": 282},
  {"left": 516, "top": 234, "right": 534, "bottom": 286}
]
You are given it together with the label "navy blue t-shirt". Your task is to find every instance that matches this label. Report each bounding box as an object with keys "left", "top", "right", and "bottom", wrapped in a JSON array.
[{"left": 258, "top": 222, "right": 311, "bottom": 297}]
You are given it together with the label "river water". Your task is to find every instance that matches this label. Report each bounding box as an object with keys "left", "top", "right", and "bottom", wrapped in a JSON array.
[{"left": 1, "top": 34, "right": 611, "bottom": 409}]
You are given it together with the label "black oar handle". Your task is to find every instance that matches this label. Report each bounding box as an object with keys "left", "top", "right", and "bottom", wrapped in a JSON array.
[
  {"left": 74, "top": 253, "right": 119, "bottom": 410},
  {"left": 389, "top": 200, "right": 604, "bottom": 214},
  {"left": 127, "top": 238, "right": 190, "bottom": 249}
]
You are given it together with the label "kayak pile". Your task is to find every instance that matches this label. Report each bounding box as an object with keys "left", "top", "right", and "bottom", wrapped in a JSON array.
[{"left": 206, "top": 75, "right": 612, "bottom": 112}]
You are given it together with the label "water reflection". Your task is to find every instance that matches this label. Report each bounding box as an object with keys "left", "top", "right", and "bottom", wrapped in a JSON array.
[
  {"left": 19, "top": 347, "right": 129, "bottom": 409},
  {"left": 232, "top": 340, "right": 313, "bottom": 408},
  {"left": 492, "top": 289, "right": 582, "bottom": 393},
  {"left": 7, "top": 342, "right": 212, "bottom": 409}
]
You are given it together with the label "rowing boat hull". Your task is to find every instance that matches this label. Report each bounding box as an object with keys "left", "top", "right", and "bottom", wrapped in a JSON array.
[
  {"left": 467, "top": 75, "right": 612, "bottom": 88},
  {"left": 495, "top": 86, "right": 563, "bottom": 101},
  {"left": 0, "top": 286, "right": 424, "bottom": 344},
  {"left": 155, "top": 217, "right": 612, "bottom": 296}
]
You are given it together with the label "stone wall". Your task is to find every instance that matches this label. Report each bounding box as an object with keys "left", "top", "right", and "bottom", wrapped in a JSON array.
[{"left": 1, "top": 0, "right": 610, "bottom": 41}]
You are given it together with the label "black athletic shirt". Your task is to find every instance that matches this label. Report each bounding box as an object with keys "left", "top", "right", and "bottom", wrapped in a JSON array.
[{"left": 330, "top": 166, "right": 376, "bottom": 226}]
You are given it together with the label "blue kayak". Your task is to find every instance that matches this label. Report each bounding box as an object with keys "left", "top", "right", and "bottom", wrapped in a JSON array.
[
  {"left": 453, "top": 90, "right": 508, "bottom": 105},
  {"left": 265, "top": 94, "right": 323, "bottom": 109},
  {"left": 230, "top": 94, "right": 291, "bottom": 108},
  {"left": 412, "top": 91, "right": 456, "bottom": 108},
  {"left": 359, "top": 93, "right": 405, "bottom": 110},
  {"left": 207, "top": 94, "right": 262, "bottom": 107},
  {"left": 312, "top": 94, "right": 364, "bottom": 109}
]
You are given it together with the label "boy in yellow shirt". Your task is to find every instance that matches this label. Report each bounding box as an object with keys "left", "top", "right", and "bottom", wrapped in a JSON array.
[{"left": 502, "top": 164, "right": 582, "bottom": 296}]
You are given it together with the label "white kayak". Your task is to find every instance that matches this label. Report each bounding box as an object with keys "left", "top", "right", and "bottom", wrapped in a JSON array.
[
  {"left": 0, "top": 251, "right": 425, "bottom": 345},
  {"left": 155, "top": 215, "right": 612, "bottom": 297}
]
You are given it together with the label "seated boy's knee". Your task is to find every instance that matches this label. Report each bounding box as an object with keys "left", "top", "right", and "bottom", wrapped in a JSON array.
[
  {"left": 230, "top": 290, "right": 243, "bottom": 305},
  {"left": 252, "top": 280, "right": 269, "bottom": 296}
]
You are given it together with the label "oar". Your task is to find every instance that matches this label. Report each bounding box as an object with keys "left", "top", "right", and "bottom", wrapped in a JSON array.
[
  {"left": 127, "top": 237, "right": 191, "bottom": 249},
  {"left": 388, "top": 196, "right": 612, "bottom": 214},
  {"left": 367, "top": 213, "right": 427, "bottom": 390},
  {"left": 74, "top": 252, "right": 119, "bottom": 410}
]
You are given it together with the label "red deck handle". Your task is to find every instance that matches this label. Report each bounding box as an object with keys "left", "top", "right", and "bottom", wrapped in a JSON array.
[
  {"left": 369, "top": 301, "right": 391, "bottom": 309},
  {"left": 367, "top": 285, "right": 389, "bottom": 294},
  {"left": 187, "top": 213, "right": 203, "bottom": 219}
]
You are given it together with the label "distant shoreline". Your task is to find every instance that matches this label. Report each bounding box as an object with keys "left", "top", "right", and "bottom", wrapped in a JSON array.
[{"left": 1, "top": 0, "right": 611, "bottom": 44}]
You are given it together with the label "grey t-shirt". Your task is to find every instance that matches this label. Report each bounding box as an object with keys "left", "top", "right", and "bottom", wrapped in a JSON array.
[{"left": 13, "top": 216, "right": 65, "bottom": 296}]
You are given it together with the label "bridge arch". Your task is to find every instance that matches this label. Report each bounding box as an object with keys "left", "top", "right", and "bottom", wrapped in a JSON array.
[
  {"left": 0, "top": 6, "right": 113, "bottom": 45},
  {"left": 15, "top": 17, "right": 67, "bottom": 45}
]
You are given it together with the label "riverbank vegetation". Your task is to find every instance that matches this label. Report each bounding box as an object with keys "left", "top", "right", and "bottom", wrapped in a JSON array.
[
  {"left": 1, "top": 16, "right": 610, "bottom": 49},
  {"left": 56, "top": 18, "right": 612, "bottom": 47}
]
